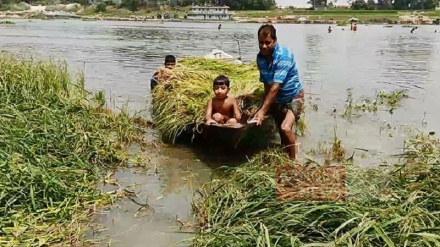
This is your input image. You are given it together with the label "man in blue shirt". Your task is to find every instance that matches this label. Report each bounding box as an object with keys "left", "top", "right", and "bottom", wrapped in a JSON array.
[{"left": 253, "top": 24, "right": 304, "bottom": 160}]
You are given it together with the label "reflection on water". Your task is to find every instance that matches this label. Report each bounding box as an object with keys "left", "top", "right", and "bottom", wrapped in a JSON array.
[
  {"left": 379, "top": 35, "right": 434, "bottom": 90},
  {"left": 1, "top": 20, "right": 440, "bottom": 246}
]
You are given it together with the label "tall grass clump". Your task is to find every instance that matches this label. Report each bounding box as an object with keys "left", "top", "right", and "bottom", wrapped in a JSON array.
[
  {"left": 0, "top": 54, "right": 146, "bottom": 246},
  {"left": 151, "top": 58, "right": 308, "bottom": 145},
  {"left": 190, "top": 133, "right": 440, "bottom": 246}
]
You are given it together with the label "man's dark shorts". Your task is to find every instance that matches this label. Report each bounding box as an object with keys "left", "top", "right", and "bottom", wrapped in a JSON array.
[{"left": 268, "top": 89, "right": 304, "bottom": 126}]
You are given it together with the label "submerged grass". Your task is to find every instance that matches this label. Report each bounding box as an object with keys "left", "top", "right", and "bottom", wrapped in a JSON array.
[
  {"left": 0, "top": 54, "right": 146, "bottom": 246},
  {"left": 151, "top": 58, "right": 308, "bottom": 145},
  {"left": 0, "top": 21, "right": 15, "bottom": 25},
  {"left": 343, "top": 88, "right": 408, "bottom": 117},
  {"left": 189, "top": 133, "right": 440, "bottom": 246}
]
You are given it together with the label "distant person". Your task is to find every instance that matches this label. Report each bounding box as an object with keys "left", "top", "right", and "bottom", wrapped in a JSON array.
[
  {"left": 328, "top": 26, "right": 332, "bottom": 33},
  {"left": 150, "top": 55, "right": 176, "bottom": 91},
  {"left": 411, "top": 26, "right": 418, "bottom": 33},
  {"left": 205, "top": 75, "right": 241, "bottom": 125},
  {"left": 353, "top": 23, "right": 358, "bottom": 31},
  {"left": 218, "top": 24, "right": 222, "bottom": 30},
  {"left": 252, "top": 24, "right": 304, "bottom": 160}
]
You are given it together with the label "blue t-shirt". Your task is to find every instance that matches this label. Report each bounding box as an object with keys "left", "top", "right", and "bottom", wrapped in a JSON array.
[{"left": 257, "top": 43, "right": 303, "bottom": 104}]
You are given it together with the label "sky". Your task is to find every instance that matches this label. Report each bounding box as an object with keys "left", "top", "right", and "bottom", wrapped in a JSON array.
[{"left": 275, "top": 0, "right": 350, "bottom": 7}]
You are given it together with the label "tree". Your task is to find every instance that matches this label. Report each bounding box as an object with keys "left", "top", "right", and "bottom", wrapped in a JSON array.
[
  {"left": 95, "top": 2, "right": 106, "bottom": 12},
  {"left": 366, "top": 0, "right": 376, "bottom": 9},
  {"left": 328, "top": 0, "right": 334, "bottom": 8},
  {"left": 121, "top": 0, "right": 143, "bottom": 11},
  {"left": 411, "top": 0, "right": 438, "bottom": 9},
  {"left": 393, "top": 0, "right": 409, "bottom": 10},
  {"left": 377, "top": 0, "right": 392, "bottom": 9},
  {"left": 351, "top": 0, "right": 368, "bottom": 9},
  {"left": 308, "top": 0, "right": 328, "bottom": 8}
]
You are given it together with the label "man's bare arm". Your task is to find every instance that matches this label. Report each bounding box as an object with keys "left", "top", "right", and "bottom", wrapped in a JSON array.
[
  {"left": 259, "top": 83, "right": 280, "bottom": 115},
  {"left": 264, "top": 84, "right": 271, "bottom": 97}
]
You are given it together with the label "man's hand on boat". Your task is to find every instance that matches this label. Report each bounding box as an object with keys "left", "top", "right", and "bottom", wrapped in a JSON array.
[
  {"left": 206, "top": 119, "right": 218, "bottom": 125},
  {"left": 251, "top": 110, "right": 266, "bottom": 126}
]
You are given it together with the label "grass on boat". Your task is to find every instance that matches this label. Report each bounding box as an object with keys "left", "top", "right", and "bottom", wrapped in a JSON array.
[{"left": 151, "top": 58, "right": 308, "bottom": 146}]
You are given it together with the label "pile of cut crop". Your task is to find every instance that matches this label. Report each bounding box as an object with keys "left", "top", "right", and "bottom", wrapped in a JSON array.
[
  {"left": 151, "top": 58, "right": 307, "bottom": 144},
  {"left": 189, "top": 134, "right": 440, "bottom": 246},
  {"left": 0, "top": 54, "right": 145, "bottom": 246}
]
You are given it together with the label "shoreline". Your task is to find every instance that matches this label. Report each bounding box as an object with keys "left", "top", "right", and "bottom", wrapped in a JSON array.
[
  {"left": 1, "top": 9, "right": 439, "bottom": 25},
  {"left": 0, "top": 15, "right": 437, "bottom": 25}
]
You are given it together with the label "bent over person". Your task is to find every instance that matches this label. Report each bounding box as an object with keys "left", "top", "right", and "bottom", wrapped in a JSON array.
[{"left": 252, "top": 24, "right": 305, "bottom": 160}]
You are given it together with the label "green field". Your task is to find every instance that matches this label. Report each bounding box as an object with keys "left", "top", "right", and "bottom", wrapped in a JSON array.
[
  {"left": 231, "top": 9, "right": 440, "bottom": 23},
  {"left": 233, "top": 9, "right": 440, "bottom": 18},
  {"left": 76, "top": 7, "right": 440, "bottom": 23}
]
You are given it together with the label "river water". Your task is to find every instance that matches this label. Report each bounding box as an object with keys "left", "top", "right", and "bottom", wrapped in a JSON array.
[{"left": 1, "top": 19, "right": 440, "bottom": 246}]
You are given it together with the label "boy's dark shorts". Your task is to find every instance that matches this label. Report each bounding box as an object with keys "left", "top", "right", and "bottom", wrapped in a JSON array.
[{"left": 268, "top": 92, "right": 304, "bottom": 126}]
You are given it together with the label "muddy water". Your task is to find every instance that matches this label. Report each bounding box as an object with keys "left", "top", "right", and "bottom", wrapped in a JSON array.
[{"left": 2, "top": 19, "right": 440, "bottom": 246}]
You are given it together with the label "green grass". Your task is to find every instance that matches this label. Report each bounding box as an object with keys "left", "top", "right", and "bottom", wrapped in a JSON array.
[
  {"left": 189, "top": 133, "right": 440, "bottom": 246},
  {"left": 0, "top": 53, "right": 147, "bottom": 246},
  {"left": 77, "top": 5, "right": 190, "bottom": 18},
  {"left": 232, "top": 9, "right": 439, "bottom": 22},
  {"left": 234, "top": 9, "right": 400, "bottom": 18},
  {"left": 0, "top": 21, "right": 16, "bottom": 25}
]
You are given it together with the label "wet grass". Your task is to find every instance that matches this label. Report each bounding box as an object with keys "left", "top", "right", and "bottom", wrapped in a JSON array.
[
  {"left": 343, "top": 88, "right": 408, "bottom": 117},
  {"left": 188, "top": 132, "right": 440, "bottom": 246},
  {"left": 0, "top": 54, "right": 147, "bottom": 246},
  {"left": 0, "top": 21, "right": 15, "bottom": 25}
]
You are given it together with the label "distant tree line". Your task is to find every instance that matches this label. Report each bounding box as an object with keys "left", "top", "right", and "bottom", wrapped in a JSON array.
[
  {"left": 174, "top": 0, "right": 276, "bottom": 10},
  {"left": 308, "top": 0, "right": 439, "bottom": 10},
  {"left": 0, "top": 0, "right": 277, "bottom": 10},
  {"left": 2, "top": 0, "right": 437, "bottom": 11}
]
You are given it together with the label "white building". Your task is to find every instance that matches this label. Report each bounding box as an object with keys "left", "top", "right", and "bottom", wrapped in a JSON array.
[{"left": 186, "top": 5, "right": 233, "bottom": 21}]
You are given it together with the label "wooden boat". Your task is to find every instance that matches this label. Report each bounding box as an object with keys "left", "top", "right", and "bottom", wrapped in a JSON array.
[{"left": 194, "top": 120, "right": 256, "bottom": 148}]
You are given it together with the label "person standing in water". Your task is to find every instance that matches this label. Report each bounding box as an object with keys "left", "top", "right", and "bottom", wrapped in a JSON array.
[
  {"left": 328, "top": 26, "right": 332, "bottom": 33},
  {"left": 150, "top": 55, "right": 176, "bottom": 91},
  {"left": 411, "top": 27, "right": 418, "bottom": 33},
  {"left": 253, "top": 24, "right": 304, "bottom": 161}
]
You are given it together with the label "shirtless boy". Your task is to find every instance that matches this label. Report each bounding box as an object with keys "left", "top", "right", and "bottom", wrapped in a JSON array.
[{"left": 205, "top": 75, "right": 241, "bottom": 125}]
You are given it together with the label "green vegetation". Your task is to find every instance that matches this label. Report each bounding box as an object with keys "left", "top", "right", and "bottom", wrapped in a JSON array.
[
  {"left": 0, "top": 21, "right": 15, "bottom": 24},
  {"left": 0, "top": 54, "right": 146, "bottom": 246},
  {"left": 343, "top": 88, "right": 409, "bottom": 117},
  {"left": 0, "top": 1, "right": 30, "bottom": 11},
  {"left": 234, "top": 9, "right": 439, "bottom": 20},
  {"left": 189, "top": 132, "right": 440, "bottom": 246},
  {"left": 233, "top": 9, "right": 402, "bottom": 23},
  {"left": 78, "top": 5, "right": 170, "bottom": 18}
]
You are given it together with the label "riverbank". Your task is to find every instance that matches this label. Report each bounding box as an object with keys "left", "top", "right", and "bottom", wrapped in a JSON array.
[
  {"left": 189, "top": 131, "right": 440, "bottom": 246},
  {"left": 0, "top": 53, "right": 148, "bottom": 246},
  {"left": 1, "top": 6, "right": 439, "bottom": 25}
]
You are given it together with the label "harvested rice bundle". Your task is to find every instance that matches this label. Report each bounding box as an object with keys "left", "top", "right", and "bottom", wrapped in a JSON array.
[
  {"left": 151, "top": 57, "right": 308, "bottom": 144},
  {"left": 151, "top": 58, "right": 265, "bottom": 143}
]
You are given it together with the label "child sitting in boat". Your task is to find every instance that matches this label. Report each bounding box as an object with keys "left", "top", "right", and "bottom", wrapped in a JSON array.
[{"left": 205, "top": 75, "right": 241, "bottom": 125}]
